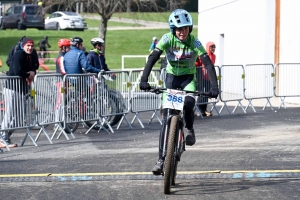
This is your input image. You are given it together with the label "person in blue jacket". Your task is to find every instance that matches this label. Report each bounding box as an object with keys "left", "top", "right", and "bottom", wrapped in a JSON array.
[
  {"left": 63, "top": 37, "right": 100, "bottom": 74},
  {"left": 87, "top": 38, "right": 110, "bottom": 71}
]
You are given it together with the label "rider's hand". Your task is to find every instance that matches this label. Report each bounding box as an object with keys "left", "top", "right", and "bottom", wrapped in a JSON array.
[
  {"left": 204, "top": 86, "right": 219, "bottom": 98},
  {"left": 110, "top": 73, "right": 116, "bottom": 80},
  {"left": 27, "top": 71, "right": 35, "bottom": 82},
  {"left": 139, "top": 82, "right": 151, "bottom": 90}
]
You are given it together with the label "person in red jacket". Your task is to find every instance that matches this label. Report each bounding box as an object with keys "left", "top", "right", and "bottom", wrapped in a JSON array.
[{"left": 195, "top": 42, "right": 216, "bottom": 116}]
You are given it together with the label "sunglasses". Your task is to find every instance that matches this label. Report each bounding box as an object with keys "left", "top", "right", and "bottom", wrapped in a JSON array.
[{"left": 210, "top": 46, "right": 216, "bottom": 48}]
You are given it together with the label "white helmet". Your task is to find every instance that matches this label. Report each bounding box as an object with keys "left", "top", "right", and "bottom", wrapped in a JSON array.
[
  {"left": 153, "top": 37, "right": 157, "bottom": 41},
  {"left": 91, "top": 37, "right": 105, "bottom": 46}
]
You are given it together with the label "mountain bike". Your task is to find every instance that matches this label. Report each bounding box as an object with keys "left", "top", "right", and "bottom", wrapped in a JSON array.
[
  {"left": 149, "top": 87, "right": 207, "bottom": 194},
  {"left": 83, "top": 74, "right": 125, "bottom": 130}
]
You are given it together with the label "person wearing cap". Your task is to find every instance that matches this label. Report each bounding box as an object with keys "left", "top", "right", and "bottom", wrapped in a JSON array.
[
  {"left": 63, "top": 36, "right": 101, "bottom": 74},
  {"left": 6, "top": 36, "right": 39, "bottom": 70},
  {"left": 149, "top": 36, "right": 158, "bottom": 53},
  {"left": 0, "top": 38, "right": 37, "bottom": 149}
]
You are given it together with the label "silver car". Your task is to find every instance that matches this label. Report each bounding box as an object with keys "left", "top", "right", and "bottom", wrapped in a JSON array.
[
  {"left": 45, "top": 11, "right": 88, "bottom": 31},
  {"left": 1, "top": 4, "right": 44, "bottom": 30}
]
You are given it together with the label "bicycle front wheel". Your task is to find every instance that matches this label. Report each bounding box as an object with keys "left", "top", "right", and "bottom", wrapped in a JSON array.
[{"left": 164, "top": 116, "right": 179, "bottom": 194}]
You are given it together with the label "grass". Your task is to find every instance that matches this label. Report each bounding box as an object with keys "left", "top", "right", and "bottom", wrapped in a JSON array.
[
  {"left": 0, "top": 12, "right": 198, "bottom": 71},
  {"left": 84, "top": 18, "right": 143, "bottom": 28},
  {"left": 85, "top": 12, "right": 198, "bottom": 25}
]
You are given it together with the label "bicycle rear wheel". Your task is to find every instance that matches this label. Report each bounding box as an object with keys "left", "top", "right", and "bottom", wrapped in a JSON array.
[
  {"left": 84, "top": 93, "right": 123, "bottom": 129},
  {"left": 64, "top": 92, "right": 79, "bottom": 133},
  {"left": 164, "top": 116, "right": 179, "bottom": 194}
]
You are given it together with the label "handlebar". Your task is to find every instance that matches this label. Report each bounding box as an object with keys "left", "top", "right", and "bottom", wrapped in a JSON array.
[{"left": 147, "top": 87, "right": 211, "bottom": 98}]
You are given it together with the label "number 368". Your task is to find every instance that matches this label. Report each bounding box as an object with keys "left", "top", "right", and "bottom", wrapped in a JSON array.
[{"left": 167, "top": 95, "right": 183, "bottom": 103}]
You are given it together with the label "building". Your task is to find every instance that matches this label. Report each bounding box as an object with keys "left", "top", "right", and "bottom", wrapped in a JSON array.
[{"left": 198, "top": 0, "right": 300, "bottom": 105}]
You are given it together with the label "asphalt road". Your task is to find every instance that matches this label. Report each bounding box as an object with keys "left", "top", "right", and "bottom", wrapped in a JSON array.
[{"left": 0, "top": 105, "right": 300, "bottom": 199}]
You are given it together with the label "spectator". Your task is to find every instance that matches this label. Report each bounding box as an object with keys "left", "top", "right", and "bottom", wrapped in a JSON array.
[
  {"left": 0, "top": 38, "right": 37, "bottom": 148},
  {"left": 149, "top": 36, "right": 158, "bottom": 52},
  {"left": 6, "top": 36, "right": 39, "bottom": 71},
  {"left": 63, "top": 37, "right": 100, "bottom": 74},
  {"left": 195, "top": 42, "right": 216, "bottom": 117}
]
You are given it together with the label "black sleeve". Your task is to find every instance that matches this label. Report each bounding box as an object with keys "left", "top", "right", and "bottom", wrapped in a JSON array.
[
  {"left": 11, "top": 51, "right": 30, "bottom": 78},
  {"left": 141, "top": 48, "right": 163, "bottom": 82},
  {"left": 199, "top": 53, "right": 218, "bottom": 88},
  {"left": 6, "top": 46, "right": 16, "bottom": 67}
]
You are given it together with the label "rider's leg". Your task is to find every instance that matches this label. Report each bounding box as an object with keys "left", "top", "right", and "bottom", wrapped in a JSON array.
[
  {"left": 181, "top": 74, "right": 197, "bottom": 146},
  {"left": 184, "top": 96, "right": 196, "bottom": 130}
]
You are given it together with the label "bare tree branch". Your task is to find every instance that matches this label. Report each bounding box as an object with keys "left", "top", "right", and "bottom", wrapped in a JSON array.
[{"left": 41, "top": 0, "right": 188, "bottom": 42}]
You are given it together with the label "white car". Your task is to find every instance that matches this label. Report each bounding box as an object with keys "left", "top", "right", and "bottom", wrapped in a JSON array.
[{"left": 45, "top": 11, "right": 88, "bottom": 31}]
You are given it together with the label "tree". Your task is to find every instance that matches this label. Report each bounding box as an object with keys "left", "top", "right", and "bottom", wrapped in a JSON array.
[{"left": 42, "top": 0, "right": 188, "bottom": 42}]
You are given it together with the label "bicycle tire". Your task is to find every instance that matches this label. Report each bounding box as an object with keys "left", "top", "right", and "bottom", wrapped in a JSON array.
[
  {"left": 64, "top": 92, "right": 79, "bottom": 133},
  {"left": 172, "top": 160, "right": 178, "bottom": 186},
  {"left": 164, "top": 116, "right": 179, "bottom": 194},
  {"left": 84, "top": 94, "right": 123, "bottom": 130}
]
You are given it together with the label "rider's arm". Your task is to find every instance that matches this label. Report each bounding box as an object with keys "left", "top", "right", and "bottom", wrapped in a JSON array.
[
  {"left": 79, "top": 52, "right": 100, "bottom": 73},
  {"left": 57, "top": 56, "right": 66, "bottom": 75},
  {"left": 100, "top": 54, "right": 110, "bottom": 71},
  {"left": 141, "top": 47, "right": 163, "bottom": 82}
]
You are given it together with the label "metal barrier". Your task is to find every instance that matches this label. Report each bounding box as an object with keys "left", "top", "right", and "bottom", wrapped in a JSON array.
[
  {"left": 129, "top": 70, "right": 162, "bottom": 128},
  {"left": 219, "top": 65, "right": 246, "bottom": 114},
  {"left": 97, "top": 71, "right": 131, "bottom": 132},
  {"left": 33, "top": 74, "right": 72, "bottom": 142},
  {"left": 1, "top": 62, "right": 300, "bottom": 151},
  {"left": 0, "top": 77, "right": 36, "bottom": 151},
  {"left": 195, "top": 66, "right": 221, "bottom": 117},
  {"left": 244, "top": 64, "right": 275, "bottom": 111},
  {"left": 63, "top": 74, "right": 99, "bottom": 135},
  {"left": 274, "top": 63, "right": 300, "bottom": 108}
]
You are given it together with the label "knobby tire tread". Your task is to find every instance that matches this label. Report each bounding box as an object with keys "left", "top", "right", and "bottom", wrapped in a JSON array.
[{"left": 164, "top": 116, "right": 178, "bottom": 194}]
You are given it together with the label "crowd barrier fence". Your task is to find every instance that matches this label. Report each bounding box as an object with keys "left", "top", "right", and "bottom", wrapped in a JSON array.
[{"left": 0, "top": 63, "right": 299, "bottom": 150}]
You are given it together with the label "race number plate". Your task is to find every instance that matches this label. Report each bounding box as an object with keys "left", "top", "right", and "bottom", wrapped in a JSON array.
[{"left": 163, "top": 89, "right": 186, "bottom": 110}]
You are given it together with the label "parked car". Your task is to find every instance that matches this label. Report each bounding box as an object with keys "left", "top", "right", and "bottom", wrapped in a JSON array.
[
  {"left": 0, "top": 4, "right": 44, "bottom": 30},
  {"left": 45, "top": 11, "right": 88, "bottom": 31}
]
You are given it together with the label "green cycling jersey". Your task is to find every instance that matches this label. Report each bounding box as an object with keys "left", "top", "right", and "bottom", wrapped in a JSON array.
[{"left": 156, "top": 32, "right": 207, "bottom": 76}]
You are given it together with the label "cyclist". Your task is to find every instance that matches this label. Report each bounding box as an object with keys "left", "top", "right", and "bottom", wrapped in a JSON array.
[
  {"left": 56, "top": 38, "right": 71, "bottom": 75},
  {"left": 139, "top": 9, "right": 219, "bottom": 174},
  {"left": 38, "top": 36, "right": 51, "bottom": 58},
  {"left": 87, "top": 38, "right": 111, "bottom": 72},
  {"left": 54, "top": 38, "right": 71, "bottom": 127},
  {"left": 63, "top": 37, "right": 101, "bottom": 74}
]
